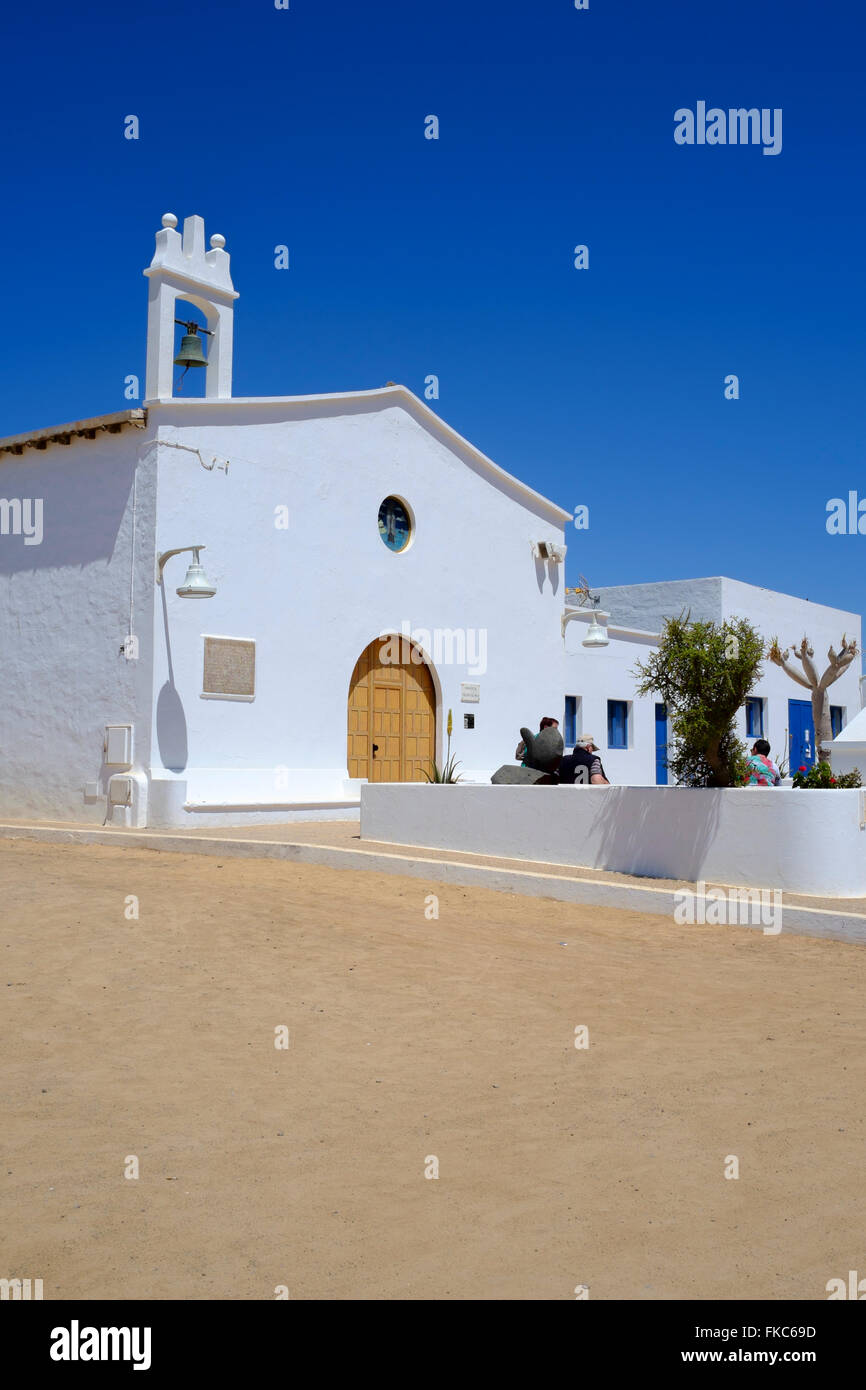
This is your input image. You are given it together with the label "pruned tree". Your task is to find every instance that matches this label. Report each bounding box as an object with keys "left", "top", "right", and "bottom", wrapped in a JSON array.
[
  {"left": 767, "top": 635, "right": 859, "bottom": 765},
  {"left": 633, "top": 612, "right": 765, "bottom": 787}
]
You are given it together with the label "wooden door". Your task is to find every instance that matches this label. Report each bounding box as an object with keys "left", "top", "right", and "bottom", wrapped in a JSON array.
[{"left": 347, "top": 638, "right": 436, "bottom": 781}]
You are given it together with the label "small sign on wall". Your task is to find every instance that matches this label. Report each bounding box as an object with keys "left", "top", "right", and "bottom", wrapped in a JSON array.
[
  {"left": 202, "top": 636, "right": 256, "bottom": 701},
  {"left": 461, "top": 682, "right": 480, "bottom": 703}
]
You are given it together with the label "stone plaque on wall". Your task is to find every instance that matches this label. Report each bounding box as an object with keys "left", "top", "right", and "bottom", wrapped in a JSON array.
[
  {"left": 461, "top": 682, "right": 480, "bottom": 703},
  {"left": 202, "top": 637, "right": 256, "bottom": 700}
]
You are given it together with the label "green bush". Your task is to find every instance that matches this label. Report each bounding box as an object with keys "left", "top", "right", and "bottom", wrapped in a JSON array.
[
  {"left": 633, "top": 612, "right": 765, "bottom": 787},
  {"left": 791, "top": 761, "right": 861, "bottom": 789}
]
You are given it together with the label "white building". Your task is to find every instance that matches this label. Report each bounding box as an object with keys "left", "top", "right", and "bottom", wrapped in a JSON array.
[
  {"left": 563, "top": 578, "right": 862, "bottom": 784},
  {"left": 0, "top": 211, "right": 861, "bottom": 827},
  {"left": 0, "top": 213, "right": 569, "bottom": 827}
]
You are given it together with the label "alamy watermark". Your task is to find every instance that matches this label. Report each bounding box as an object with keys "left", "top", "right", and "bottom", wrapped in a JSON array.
[
  {"left": 674, "top": 881, "right": 782, "bottom": 934},
  {"left": 826, "top": 1270, "right": 866, "bottom": 1299},
  {"left": 1, "top": 1277, "right": 43, "bottom": 1300},
  {"left": 50, "top": 1322, "right": 151, "bottom": 1370},
  {"left": 674, "top": 103, "right": 782, "bottom": 156},
  {"left": 379, "top": 622, "right": 487, "bottom": 676},
  {"left": 0, "top": 497, "right": 43, "bottom": 545},
  {"left": 826, "top": 493, "right": 866, "bottom": 535}
]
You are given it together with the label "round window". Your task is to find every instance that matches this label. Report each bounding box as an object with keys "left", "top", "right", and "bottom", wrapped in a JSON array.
[{"left": 378, "top": 496, "right": 412, "bottom": 552}]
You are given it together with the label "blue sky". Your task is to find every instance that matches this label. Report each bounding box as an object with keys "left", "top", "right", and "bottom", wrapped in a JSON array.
[{"left": 1, "top": 0, "right": 864, "bottom": 620}]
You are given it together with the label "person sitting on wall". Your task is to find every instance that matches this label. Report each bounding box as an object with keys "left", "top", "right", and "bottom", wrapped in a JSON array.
[
  {"left": 559, "top": 734, "right": 610, "bottom": 786},
  {"left": 744, "top": 739, "right": 782, "bottom": 786},
  {"left": 516, "top": 717, "right": 559, "bottom": 765}
]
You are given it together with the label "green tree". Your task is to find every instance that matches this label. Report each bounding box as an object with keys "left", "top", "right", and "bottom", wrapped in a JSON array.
[{"left": 633, "top": 612, "right": 765, "bottom": 787}]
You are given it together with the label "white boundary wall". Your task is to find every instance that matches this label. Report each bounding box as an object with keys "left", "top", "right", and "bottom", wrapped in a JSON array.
[{"left": 361, "top": 784, "right": 866, "bottom": 898}]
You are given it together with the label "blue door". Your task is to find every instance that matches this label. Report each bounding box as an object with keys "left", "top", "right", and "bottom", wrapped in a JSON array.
[
  {"left": 788, "top": 699, "right": 815, "bottom": 772},
  {"left": 655, "top": 703, "right": 669, "bottom": 784}
]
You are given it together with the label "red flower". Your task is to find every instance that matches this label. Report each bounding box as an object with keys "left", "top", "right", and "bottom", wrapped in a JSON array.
[{"left": 799, "top": 766, "right": 806, "bottom": 772}]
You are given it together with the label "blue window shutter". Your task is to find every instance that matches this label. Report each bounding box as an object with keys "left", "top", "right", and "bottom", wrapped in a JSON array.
[
  {"left": 746, "top": 698, "right": 763, "bottom": 738},
  {"left": 608, "top": 699, "right": 627, "bottom": 749},
  {"left": 564, "top": 696, "right": 577, "bottom": 746}
]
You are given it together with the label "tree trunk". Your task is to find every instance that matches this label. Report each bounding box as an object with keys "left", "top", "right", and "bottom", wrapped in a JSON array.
[
  {"left": 813, "top": 687, "right": 833, "bottom": 766},
  {"left": 705, "top": 736, "right": 730, "bottom": 787}
]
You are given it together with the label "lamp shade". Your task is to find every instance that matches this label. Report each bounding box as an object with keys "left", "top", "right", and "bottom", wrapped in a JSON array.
[
  {"left": 582, "top": 614, "right": 609, "bottom": 648},
  {"left": 176, "top": 552, "right": 216, "bottom": 598}
]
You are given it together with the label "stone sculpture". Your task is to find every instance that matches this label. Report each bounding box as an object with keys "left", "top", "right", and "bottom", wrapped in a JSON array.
[{"left": 491, "top": 725, "right": 564, "bottom": 785}]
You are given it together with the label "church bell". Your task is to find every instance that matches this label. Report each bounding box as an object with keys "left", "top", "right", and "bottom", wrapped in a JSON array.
[{"left": 174, "top": 321, "right": 209, "bottom": 370}]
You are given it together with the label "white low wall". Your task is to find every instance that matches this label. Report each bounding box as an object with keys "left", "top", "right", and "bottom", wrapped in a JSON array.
[
  {"left": 147, "top": 769, "right": 363, "bottom": 827},
  {"left": 360, "top": 785, "right": 866, "bottom": 898}
]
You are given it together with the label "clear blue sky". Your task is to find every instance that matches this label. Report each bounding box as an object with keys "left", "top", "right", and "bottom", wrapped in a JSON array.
[{"left": 1, "top": 0, "right": 864, "bottom": 621}]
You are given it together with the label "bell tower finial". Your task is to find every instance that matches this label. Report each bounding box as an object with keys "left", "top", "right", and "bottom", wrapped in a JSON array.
[{"left": 143, "top": 212, "right": 239, "bottom": 401}]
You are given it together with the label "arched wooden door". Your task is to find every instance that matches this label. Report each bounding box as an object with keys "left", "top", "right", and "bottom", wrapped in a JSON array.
[{"left": 347, "top": 637, "right": 436, "bottom": 782}]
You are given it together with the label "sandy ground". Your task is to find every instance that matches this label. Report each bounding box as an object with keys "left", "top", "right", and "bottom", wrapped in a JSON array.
[{"left": 2, "top": 836, "right": 864, "bottom": 1301}]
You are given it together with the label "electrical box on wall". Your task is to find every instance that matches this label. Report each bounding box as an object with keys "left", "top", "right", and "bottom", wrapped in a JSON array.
[
  {"left": 104, "top": 725, "right": 133, "bottom": 767},
  {"left": 108, "top": 775, "right": 133, "bottom": 807}
]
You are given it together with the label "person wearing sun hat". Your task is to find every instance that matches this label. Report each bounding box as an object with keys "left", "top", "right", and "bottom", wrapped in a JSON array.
[{"left": 559, "top": 734, "right": 610, "bottom": 785}]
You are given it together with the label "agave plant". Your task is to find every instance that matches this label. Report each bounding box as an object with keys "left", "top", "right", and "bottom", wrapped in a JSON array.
[
  {"left": 423, "top": 754, "right": 463, "bottom": 783},
  {"left": 422, "top": 707, "right": 463, "bottom": 783}
]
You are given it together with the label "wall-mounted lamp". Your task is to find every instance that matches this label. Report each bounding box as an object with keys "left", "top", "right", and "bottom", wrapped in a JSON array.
[
  {"left": 561, "top": 586, "right": 610, "bottom": 646},
  {"left": 156, "top": 545, "right": 216, "bottom": 598},
  {"left": 582, "top": 608, "right": 610, "bottom": 648}
]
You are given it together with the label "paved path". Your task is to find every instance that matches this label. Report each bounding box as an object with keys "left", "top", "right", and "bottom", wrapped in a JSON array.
[{"left": 0, "top": 817, "right": 864, "bottom": 939}]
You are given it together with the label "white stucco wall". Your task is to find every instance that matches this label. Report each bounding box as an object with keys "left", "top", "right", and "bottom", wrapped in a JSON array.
[
  {"left": 0, "top": 428, "right": 156, "bottom": 821},
  {"left": 594, "top": 577, "right": 723, "bottom": 631},
  {"left": 361, "top": 783, "right": 866, "bottom": 898},
  {"left": 147, "top": 393, "right": 569, "bottom": 818},
  {"left": 563, "top": 618, "right": 659, "bottom": 784},
  {"left": 830, "top": 703, "right": 866, "bottom": 779}
]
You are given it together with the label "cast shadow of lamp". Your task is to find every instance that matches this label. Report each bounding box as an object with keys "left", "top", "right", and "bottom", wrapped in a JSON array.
[{"left": 154, "top": 544, "right": 216, "bottom": 772}]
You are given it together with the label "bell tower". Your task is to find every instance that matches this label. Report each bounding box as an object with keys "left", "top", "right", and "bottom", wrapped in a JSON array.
[{"left": 143, "top": 212, "right": 239, "bottom": 401}]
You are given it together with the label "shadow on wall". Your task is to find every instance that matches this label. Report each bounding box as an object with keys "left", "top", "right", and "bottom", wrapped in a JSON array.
[
  {"left": 534, "top": 556, "right": 561, "bottom": 594},
  {"left": 155, "top": 582, "right": 188, "bottom": 771},
  {"left": 593, "top": 786, "right": 723, "bottom": 881},
  {"left": 156, "top": 683, "right": 188, "bottom": 771},
  {"left": 0, "top": 447, "right": 134, "bottom": 573}
]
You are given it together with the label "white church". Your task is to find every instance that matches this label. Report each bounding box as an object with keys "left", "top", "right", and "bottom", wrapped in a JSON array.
[{"left": 0, "top": 211, "right": 862, "bottom": 829}]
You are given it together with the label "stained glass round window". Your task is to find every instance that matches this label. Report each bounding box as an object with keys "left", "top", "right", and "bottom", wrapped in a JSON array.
[{"left": 378, "top": 496, "right": 412, "bottom": 552}]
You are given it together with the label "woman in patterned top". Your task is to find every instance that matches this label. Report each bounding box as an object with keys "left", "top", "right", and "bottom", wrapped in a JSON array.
[{"left": 745, "top": 739, "right": 782, "bottom": 786}]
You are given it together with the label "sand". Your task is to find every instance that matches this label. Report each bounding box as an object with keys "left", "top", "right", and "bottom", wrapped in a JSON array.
[{"left": 2, "top": 836, "right": 864, "bottom": 1301}]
